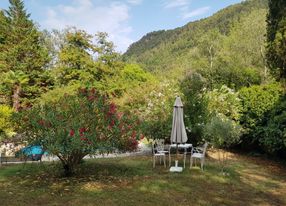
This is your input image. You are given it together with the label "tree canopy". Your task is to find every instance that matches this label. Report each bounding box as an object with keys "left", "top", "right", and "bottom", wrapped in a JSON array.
[
  {"left": 0, "top": 0, "right": 50, "bottom": 111},
  {"left": 266, "top": 0, "right": 286, "bottom": 79}
]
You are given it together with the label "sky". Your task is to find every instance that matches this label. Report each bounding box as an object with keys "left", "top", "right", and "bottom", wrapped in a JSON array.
[{"left": 0, "top": 0, "right": 244, "bottom": 52}]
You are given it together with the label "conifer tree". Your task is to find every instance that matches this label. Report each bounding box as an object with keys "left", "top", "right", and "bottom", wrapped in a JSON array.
[
  {"left": 0, "top": 0, "right": 50, "bottom": 110},
  {"left": 266, "top": 0, "right": 286, "bottom": 79}
]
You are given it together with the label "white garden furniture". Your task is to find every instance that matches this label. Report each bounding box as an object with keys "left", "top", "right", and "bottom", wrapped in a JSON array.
[
  {"left": 169, "top": 143, "right": 192, "bottom": 168},
  {"left": 190, "top": 142, "right": 208, "bottom": 170},
  {"left": 152, "top": 139, "right": 168, "bottom": 168}
]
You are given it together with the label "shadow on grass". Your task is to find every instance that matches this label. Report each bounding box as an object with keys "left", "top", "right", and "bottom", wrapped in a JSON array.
[{"left": 0, "top": 155, "right": 285, "bottom": 206}]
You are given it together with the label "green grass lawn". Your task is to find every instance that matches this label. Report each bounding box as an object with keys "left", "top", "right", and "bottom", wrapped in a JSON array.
[{"left": 0, "top": 152, "right": 286, "bottom": 206}]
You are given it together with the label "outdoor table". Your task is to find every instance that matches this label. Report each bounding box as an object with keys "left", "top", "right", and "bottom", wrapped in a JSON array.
[{"left": 169, "top": 144, "right": 192, "bottom": 168}]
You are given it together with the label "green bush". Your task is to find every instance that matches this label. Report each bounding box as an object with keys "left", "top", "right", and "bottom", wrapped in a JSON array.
[
  {"left": 255, "top": 96, "right": 286, "bottom": 154},
  {"left": 116, "top": 79, "right": 179, "bottom": 140},
  {"left": 203, "top": 115, "right": 241, "bottom": 148},
  {"left": 180, "top": 72, "right": 209, "bottom": 144},
  {"left": 0, "top": 104, "right": 15, "bottom": 140},
  {"left": 206, "top": 85, "right": 242, "bottom": 121},
  {"left": 202, "top": 85, "right": 242, "bottom": 149},
  {"left": 14, "top": 88, "right": 142, "bottom": 176},
  {"left": 238, "top": 83, "right": 283, "bottom": 147},
  {"left": 203, "top": 115, "right": 242, "bottom": 172}
]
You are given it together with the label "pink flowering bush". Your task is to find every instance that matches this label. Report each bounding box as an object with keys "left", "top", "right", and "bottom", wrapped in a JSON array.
[{"left": 16, "top": 88, "right": 141, "bottom": 176}]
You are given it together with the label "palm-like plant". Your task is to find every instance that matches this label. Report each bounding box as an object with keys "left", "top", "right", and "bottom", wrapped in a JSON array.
[{"left": 1, "top": 70, "right": 29, "bottom": 111}]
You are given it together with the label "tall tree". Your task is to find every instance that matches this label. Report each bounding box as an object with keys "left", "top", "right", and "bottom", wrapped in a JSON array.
[
  {"left": 0, "top": 0, "right": 50, "bottom": 110},
  {"left": 52, "top": 29, "right": 121, "bottom": 91},
  {"left": 0, "top": 10, "right": 6, "bottom": 45},
  {"left": 266, "top": 0, "right": 286, "bottom": 79},
  {"left": 53, "top": 29, "right": 97, "bottom": 86}
]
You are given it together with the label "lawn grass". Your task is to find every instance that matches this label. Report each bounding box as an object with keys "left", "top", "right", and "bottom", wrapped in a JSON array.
[{"left": 0, "top": 151, "right": 286, "bottom": 206}]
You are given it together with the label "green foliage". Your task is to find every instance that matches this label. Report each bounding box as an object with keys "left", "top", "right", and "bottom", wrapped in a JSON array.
[
  {"left": 199, "top": 67, "right": 262, "bottom": 90},
  {"left": 194, "top": 9, "right": 266, "bottom": 89},
  {"left": 0, "top": 10, "right": 6, "bottom": 44},
  {"left": 203, "top": 115, "right": 241, "bottom": 172},
  {"left": 52, "top": 29, "right": 98, "bottom": 87},
  {"left": 181, "top": 81, "right": 244, "bottom": 151},
  {"left": 218, "top": 9, "right": 267, "bottom": 70},
  {"left": 206, "top": 85, "right": 242, "bottom": 121},
  {"left": 116, "top": 79, "right": 179, "bottom": 140},
  {"left": 239, "top": 83, "right": 283, "bottom": 132},
  {"left": 203, "top": 85, "right": 242, "bottom": 149},
  {"left": 0, "top": 0, "right": 51, "bottom": 110},
  {"left": 37, "top": 84, "right": 79, "bottom": 105},
  {"left": 50, "top": 29, "right": 152, "bottom": 98},
  {"left": 266, "top": 0, "right": 286, "bottom": 79},
  {"left": 0, "top": 104, "right": 15, "bottom": 140},
  {"left": 203, "top": 116, "right": 241, "bottom": 149},
  {"left": 123, "top": 0, "right": 268, "bottom": 87},
  {"left": 180, "top": 72, "right": 208, "bottom": 144},
  {"left": 238, "top": 83, "right": 283, "bottom": 152},
  {"left": 100, "top": 64, "right": 155, "bottom": 96},
  {"left": 254, "top": 96, "right": 286, "bottom": 154},
  {"left": 14, "top": 88, "right": 141, "bottom": 175}
]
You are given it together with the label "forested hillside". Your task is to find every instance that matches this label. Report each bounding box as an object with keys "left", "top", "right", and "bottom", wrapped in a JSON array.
[
  {"left": 122, "top": 0, "right": 286, "bottom": 157},
  {"left": 124, "top": 0, "right": 268, "bottom": 84}
]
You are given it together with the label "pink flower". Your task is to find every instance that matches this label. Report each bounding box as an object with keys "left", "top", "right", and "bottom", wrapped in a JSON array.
[
  {"left": 109, "top": 103, "right": 116, "bottom": 114},
  {"left": 140, "top": 134, "right": 145, "bottom": 140},
  {"left": 90, "top": 88, "right": 96, "bottom": 94},
  {"left": 38, "top": 120, "right": 45, "bottom": 126},
  {"left": 80, "top": 137, "right": 87, "bottom": 141},
  {"left": 132, "top": 131, "right": 137, "bottom": 138},
  {"left": 79, "top": 88, "right": 87, "bottom": 95},
  {"left": 110, "top": 119, "right": 115, "bottom": 127},
  {"left": 88, "top": 95, "right": 95, "bottom": 101},
  {"left": 79, "top": 127, "right": 87, "bottom": 133},
  {"left": 69, "top": 129, "right": 75, "bottom": 137},
  {"left": 116, "top": 112, "right": 123, "bottom": 120}
]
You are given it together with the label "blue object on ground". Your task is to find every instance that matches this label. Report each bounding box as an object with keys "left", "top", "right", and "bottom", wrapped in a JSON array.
[
  {"left": 22, "top": 145, "right": 45, "bottom": 155},
  {"left": 18, "top": 145, "right": 47, "bottom": 161}
]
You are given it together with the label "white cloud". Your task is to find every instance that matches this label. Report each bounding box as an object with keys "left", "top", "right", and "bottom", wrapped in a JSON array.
[
  {"left": 164, "top": 0, "right": 189, "bottom": 9},
  {"left": 127, "top": 0, "right": 143, "bottom": 5},
  {"left": 164, "top": 0, "right": 211, "bottom": 20},
  {"left": 42, "top": 0, "right": 134, "bottom": 52},
  {"left": 182, "top": 6, "right": 210, "bottom": 19}
]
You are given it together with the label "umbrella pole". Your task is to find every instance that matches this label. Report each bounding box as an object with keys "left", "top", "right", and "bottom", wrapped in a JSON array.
[
  {"left": 176, "top": 144, "right": 178, "bottom": 159},
  {"left": 175, "top": 144, "right": 179, "bottom": 167}
]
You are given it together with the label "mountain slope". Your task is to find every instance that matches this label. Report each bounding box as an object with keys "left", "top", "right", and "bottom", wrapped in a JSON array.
[{"left": 123, "top": 0, "right": 268, "bottom": 74}]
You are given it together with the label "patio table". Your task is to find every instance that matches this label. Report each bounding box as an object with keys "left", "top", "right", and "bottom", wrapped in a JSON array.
[{"left": 169, "top": 144, "right": 192, "bottom": 168}]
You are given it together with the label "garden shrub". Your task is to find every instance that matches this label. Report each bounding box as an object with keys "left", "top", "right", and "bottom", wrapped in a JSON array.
[
  {"left": 206, "top": 85, "right": 242, "bottom": 121},
  {"left": 181, "top": 72, "right": 209, "bottom": 145},
  {"left": 0, "top": 104, "right": 14, "bottom": 140},
  {"left": 255, "top": 96, "right": 286, "bottom": 155},
  {"left": 203, "top": 115, "right": 242, "bottom": 172},
  {"left": 238, "top": 83, "right": 283, "bottom": 149},
  {"left": 14, "top": 88, "right": 142, "bottom": 176},
  {"left": 117, "top": 79, "right": 179, "bottom": 141}
]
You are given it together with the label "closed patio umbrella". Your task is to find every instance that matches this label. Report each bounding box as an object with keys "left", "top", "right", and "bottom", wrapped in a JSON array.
[{"left": 170, "top": 96, "right": 188, "bottom": 172}]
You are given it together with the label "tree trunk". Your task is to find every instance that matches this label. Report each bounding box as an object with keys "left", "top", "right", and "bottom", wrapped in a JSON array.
[
  {"left": 59, "top": 153, "right": 86, "bottom": 177},
  {"left": 260, "top": 45, "right": 268, "bottom": 82},
  {"left": 208, "top": 45, "right": 214, "bottom": 69},
  {"left": 63, "top": 163, "right": 74, "bottom": 177},
  {"left": 12, "top": 84, "right": 21, "bottom": 111}
]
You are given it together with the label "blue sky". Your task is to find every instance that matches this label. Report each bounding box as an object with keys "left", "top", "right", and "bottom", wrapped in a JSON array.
[{"left": 0, "top": 0, "right": 243, "bottom": 52}]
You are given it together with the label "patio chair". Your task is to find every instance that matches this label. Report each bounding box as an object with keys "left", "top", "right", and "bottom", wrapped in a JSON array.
[
  {"left": 190, "top": 142, "right": 208, "bottom": 170},
  {"left": 152, "top": 140, "right": 167, "bottom": 168}
]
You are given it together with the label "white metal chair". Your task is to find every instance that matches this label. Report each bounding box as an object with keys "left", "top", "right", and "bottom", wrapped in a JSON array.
[
  {"left": 190, "top": 142, "right": 208, "bottom": 170},
  {"left": 152, "top": 140, "right": 167, "bottom": 168}
]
